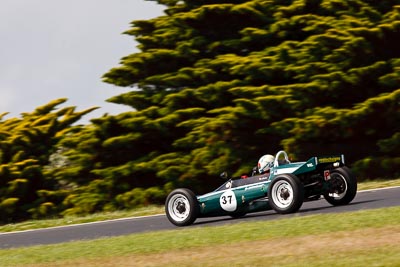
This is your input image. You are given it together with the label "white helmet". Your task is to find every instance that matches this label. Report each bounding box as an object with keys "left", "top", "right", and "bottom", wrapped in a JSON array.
[{"left": 258, "top": 154, "right": 275, "bottom": 174}]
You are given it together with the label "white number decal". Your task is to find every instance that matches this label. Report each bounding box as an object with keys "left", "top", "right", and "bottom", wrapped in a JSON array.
[{"left": 220, "top": 190, "right": 237, "bottom": 212}]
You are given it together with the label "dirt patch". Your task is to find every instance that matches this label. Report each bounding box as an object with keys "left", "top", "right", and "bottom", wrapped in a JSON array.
[{"left": 26, "top": 226, "right": 400, "bottom": 267}]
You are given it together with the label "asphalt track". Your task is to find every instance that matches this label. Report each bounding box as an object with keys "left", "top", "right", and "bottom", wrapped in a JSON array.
[{"left": 0, "top": 186, "right": 399, "bottom": 249}]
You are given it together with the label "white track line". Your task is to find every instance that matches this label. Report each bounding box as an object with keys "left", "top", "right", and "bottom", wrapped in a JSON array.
[
  {"left": 0, "top": 213, "right": 164, "bottom": 236},
  {"left": 1, "top": 185, "right": 399, "bottom": 235},
  {"left": 358, "top": 185, "right": 400, "bottom": 193}
]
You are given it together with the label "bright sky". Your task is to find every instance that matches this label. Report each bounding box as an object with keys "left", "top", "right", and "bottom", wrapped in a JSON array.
[{"left": 0, "top": 0, "right": 164, "bottom": 123}]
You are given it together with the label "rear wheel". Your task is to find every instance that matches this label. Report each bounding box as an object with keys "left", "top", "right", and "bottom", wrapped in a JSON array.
[
  {"left": 268, "top": 174, "right": 304, "bottom": 214},
  {"left": 165, "top": 188, "right": 199, "bottom": 226},
  {"left": 324, "top": 166, "right": 357, "bottom": 206}
]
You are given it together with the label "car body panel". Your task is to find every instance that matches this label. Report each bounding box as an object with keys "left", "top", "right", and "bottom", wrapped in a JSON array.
[
  {"left": 198, "top": 175, "right": 271, "bottom": 216},
  {"left": 165, "top": 151, "right": 356, "bottom": 226},
  {"left": 196, "top": 152, "right": 345, "bottom": 217}
]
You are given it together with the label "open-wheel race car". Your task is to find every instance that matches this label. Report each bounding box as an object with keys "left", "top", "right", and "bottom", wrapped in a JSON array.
[{"left": 165, "top": 151, "right": 357, "bottom": 226}]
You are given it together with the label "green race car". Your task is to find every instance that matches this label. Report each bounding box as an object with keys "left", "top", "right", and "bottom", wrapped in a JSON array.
[{"left": 165, "top": 151, "right": 357, "bottom": 226}]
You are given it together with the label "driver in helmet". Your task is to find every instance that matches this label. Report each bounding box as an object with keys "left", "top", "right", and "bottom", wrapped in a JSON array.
[
  {"left": 242, "top": 154, "right": 275, "bottom": 178},
  {"left": 257, "top": 154, "right": 275, "bottom": 175}
]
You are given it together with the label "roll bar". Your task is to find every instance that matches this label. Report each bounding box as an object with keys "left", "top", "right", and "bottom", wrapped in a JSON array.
[{"left": 274, "top": 150, "right": 290, "bottom": 167}]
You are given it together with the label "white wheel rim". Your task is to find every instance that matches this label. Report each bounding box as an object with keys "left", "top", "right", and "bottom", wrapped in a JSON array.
[
  {"left": 328, "top": 173, "right": 348, "bottom": 199},
  {"left": 271, "top": 180, "right": 294, "bottom": 209},
  {"left": 168, "top": 194, "right": 190, "bottom": 222}
]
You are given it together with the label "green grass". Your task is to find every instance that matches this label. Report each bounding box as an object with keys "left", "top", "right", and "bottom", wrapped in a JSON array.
[
  {"left": 0, "top": 178, "right": 399, "bottom": 234},
  {"left": 0, "top": 205, "right": 164, "bottom": 233},
  {"left": 0, "top": 206, "right": 399, "bottom": 266},
  {"left": 357, "top": 177, "right": 400, "bottom": 190}
]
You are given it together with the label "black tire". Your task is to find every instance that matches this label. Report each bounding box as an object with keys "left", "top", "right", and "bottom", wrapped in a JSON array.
[
  {"left": 268, "top": 174, "right": 304, "bottom": 214},
  {"left": 323, "top": 166, "right": 357, "bottom": 206},
  {"left": 165, "top": 188, "right": 199, "bottom": 226}
]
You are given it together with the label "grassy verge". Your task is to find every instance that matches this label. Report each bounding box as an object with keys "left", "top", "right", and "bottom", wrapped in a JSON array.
[
  {"left": 0, "top": 206, "right": 399, "bottom": 266},
  {"left": 357, "top": 177, "right": 400, "bottom": 190},
  {"left": 0, "top": 205, "right": 164, "bottom": 233},
  {"left": 0, "top": 178, "right": 399, "bottom": 233}
]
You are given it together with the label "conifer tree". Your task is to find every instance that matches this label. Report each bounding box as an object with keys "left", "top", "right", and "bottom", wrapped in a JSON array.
[
  {"left": 58, "top": 0, "right": 400, "bottom": 215},
  {"left": 0, "top": 99, "right": 95, "bottom": 222}
]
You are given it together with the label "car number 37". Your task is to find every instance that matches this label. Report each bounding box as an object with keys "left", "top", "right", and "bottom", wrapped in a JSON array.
[
  {"left": 165, "top": 151, "right": 357, "bottom": 227},
  {"left": 220, "top": 190, "right": 237, "bottom": 212}
]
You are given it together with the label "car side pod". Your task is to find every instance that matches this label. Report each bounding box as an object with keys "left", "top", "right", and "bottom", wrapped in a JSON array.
[{"left": 165, "top": 188, "right": 199, "bottom": 226}]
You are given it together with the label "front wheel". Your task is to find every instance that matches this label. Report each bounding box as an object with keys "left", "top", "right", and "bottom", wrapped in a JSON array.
[
  {"left": 165, "top": 188, "right": 199, "bottom": 226},
  {"left": 323, "top": 166, "right": 357, "bottom": 206},
  {"left": 268, "top": 174, "right": 304, "bottom": 214}
]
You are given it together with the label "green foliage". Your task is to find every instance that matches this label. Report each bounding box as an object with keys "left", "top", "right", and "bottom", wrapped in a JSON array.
[
  {"left": 0, "top": 99, "right": 96, "bottom": 223},
  {"left": 115, "top": 186, "right": 166, "bottom": 209},
  {"left": 4, "top": 1, "right": 400, "bottom": 221},
  {"left": 0, "top": 198, "right": 19, "bottom": 222},
  {"left": 352, "top": 156, "right": 400, "bottom": 180},
  {"left": 101, "top": 0, "right": 400, "bottom": 189},
  {"left": 62, "top": 192, "right": 107, "bottom": 216}
]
